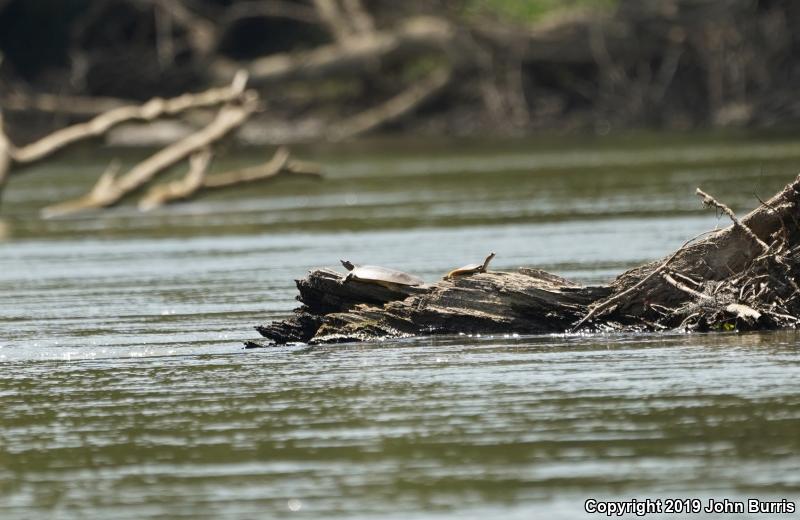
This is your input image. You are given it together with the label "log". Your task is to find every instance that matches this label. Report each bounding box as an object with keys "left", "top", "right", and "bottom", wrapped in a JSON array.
[
  {"left": 253, "top": 266, "right": 609, "bottom": 345},
  {"left": 249, "top": 175, "right": 800, "bottom": 346}
]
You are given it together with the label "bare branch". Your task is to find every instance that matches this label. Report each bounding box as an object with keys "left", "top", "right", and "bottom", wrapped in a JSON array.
[
  {"left": 571, "top": 229, "right": 717, "bottom": 331},
  {"left": 204, "top": 149, "right": 322, "bottom": 187},
  {"left": 138, "top": 149, "right": 213, "bottom": 211},
  {"left": 41, "top": 96, "right": 257, "bottom": 218},
  {"left": 139, "top": 147, "right": 322, "bottom": 210},
  {"left": 11, "top": 71, "right": 250, "bottom": 166},
  {"left": 661, "top": 271, "right": 714, "bottom": 302},
  {"left": 696, "top": 187, "right": 769, "bottom": 252},
  {"left": 328, "top": 66, "right": 451, "bottom": 141}
]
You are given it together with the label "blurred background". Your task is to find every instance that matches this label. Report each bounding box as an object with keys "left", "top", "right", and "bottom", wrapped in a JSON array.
[{"left": 2, "top": 0, "right": 800, "bottom": 145}]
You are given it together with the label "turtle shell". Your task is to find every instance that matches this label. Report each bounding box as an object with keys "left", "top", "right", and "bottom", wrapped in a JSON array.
[
  {"left": 351, "top": 265, "right": 424, "bottom": 286},
  {"left": 447, "top": 264, "right": 482, "bottom": 277}
]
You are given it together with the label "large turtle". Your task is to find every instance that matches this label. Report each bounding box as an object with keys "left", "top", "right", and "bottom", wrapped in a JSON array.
[
  {"left": 340, "top": 260, "right": 424, "bottom": 288},
  {"left": 445, "top": 252, "right": 496, "bottom": 279}
]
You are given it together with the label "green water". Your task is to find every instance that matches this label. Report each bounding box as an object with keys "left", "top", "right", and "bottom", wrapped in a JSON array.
[{"left": 2, "top": 134, "right": 800, "bottom": 518}]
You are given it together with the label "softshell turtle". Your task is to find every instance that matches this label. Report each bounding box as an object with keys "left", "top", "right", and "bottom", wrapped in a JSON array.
[
  {"left": 340, "top": 260, "right": 424, "bottom": 288},
  {"left": 445, "top": 252, "right": 496, "bottom": 279}
]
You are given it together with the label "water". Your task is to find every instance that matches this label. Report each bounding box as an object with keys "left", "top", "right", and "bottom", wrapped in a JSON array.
[{"left": 2, "top": 133, "right": 800, "bottom": 518}]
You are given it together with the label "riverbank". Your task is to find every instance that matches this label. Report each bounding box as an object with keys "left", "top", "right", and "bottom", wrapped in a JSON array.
[{"left": 2, "top": 0, "right": 800, "bottom": 146}]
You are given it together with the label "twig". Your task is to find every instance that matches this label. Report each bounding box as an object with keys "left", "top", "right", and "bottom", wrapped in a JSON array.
[
  {"left": 696, "top": 187, "right": 769, "bottom": 252},
  {"left": 670, "top": 270, "right": 702, "bottom": 288},
  {"left": 41, "top": 95, "right": 257, "bottom": 218},
  {"left": 138, "top": 147, "right": 322, "bottom": 210},
  {"left": 661, "top": 271, "right": 714, "bottom": 302},
  {"left": 203, "top": 150, "right": 322, "bottom": 188},
  {"left": 571, "top": 229, "right": 716, "bottom": 331}
]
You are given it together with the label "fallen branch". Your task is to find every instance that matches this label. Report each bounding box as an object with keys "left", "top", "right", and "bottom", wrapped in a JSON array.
[
  {"left": 661, "top": 271, "right": 714, "bottom": 302},
  {"left": 138, "top": 148, "right": 213, "bottom": 211},
  {"left": 696, "top": 187, "right": 769, "bottom": 252},
  {"left": 9, "top": 71, "right": 249, "bottom": 166},
  {"left": 328, "top": 66, "right": 452, "bottom": 140},
  {"left": 41, "top": 95, "right": 258, "bottom": 218},
  {"left": 139, "top": 146, "right": 322, "bottom": 210},
  {"left": 571, "top": 229, "right": 716, "bottom": 331}
]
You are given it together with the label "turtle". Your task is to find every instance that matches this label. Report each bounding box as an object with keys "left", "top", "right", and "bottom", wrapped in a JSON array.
[
  {"left": 340, "top": 260, "right": 424, "bottom": 288},
  {"left": 445, "top": 252, "right": 496, "bottom": 279}
]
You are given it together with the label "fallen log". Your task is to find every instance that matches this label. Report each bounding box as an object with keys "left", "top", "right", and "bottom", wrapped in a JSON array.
[{"left": 248, "top": 175, "right": 800, "bottom": 347}]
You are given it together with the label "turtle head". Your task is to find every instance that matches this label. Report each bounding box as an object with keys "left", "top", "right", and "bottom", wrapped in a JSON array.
[
  {"left": 482, "top": 252, "right": 496, "bottom": 271},
  {"left": 340, "top": 260, "right": 355, "bottom": 271}
]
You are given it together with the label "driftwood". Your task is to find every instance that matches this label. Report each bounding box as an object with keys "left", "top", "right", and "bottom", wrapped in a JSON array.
[
  {"left": 40, "top": 94, "right": 259, "bottom": 218},
  {"left": 10, "top": 72, "right": 249, "bottom": 166},
  {"left": 0, "top": 72, "right": 250, "bottom": 206},
  {"left": 139, "top": 146, "right": 322, "bottom": 210},
  {"left": 0, "top": 69, "right": 323, "bottom": 217},
  {"left": 248, "top": 175, "right": 800, "bottom": 347}
]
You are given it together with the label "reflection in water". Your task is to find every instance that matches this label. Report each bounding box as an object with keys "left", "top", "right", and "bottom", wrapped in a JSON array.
[{"left": 1, "top": 136, "right": 800, "bottom": 519}]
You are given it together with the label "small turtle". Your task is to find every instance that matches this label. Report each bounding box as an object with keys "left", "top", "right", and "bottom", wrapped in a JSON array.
[
  {"left": 445, "top": 252, "right": 496, "bottom": 279},
  {"left": 340, "top": 260, "right": 424, "bottom": 288}
]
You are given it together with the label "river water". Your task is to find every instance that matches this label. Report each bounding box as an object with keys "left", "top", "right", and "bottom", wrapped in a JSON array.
[{"left": 1, "top": 134, "right": 800, "bottom": 518}]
